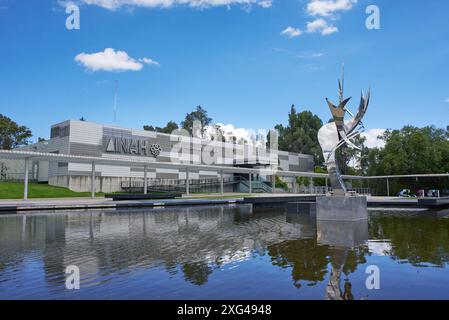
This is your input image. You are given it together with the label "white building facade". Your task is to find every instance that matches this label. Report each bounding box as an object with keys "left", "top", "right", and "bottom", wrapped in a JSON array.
[{"left": 12, "top": 120, "right": 315, "bottom": 193}]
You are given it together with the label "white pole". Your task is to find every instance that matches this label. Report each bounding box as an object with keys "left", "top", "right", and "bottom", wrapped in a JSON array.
[
  {"left": 114, "top": 80, "right": 118, "bottom": 123},
  {"left": 144, "top": 165, "right": 148, "bottom": 195},
  {"left": 310, "top": 177, "right": 314, "bottom": 194},
  {"left": 386, "top": 178, "right": 390, "bottom": 197},
  {"left": 220, "top": 170, "right": 224, "bottom": 195},
  {"left": 249, "top": 172, "right": 252, "bottom": 194},
  {"left": 91, "top": 161, "right": 96, "bottom": 199},
  {"left": 293, "top": 176, "right": 297, "bottom": 194},
  {"left": 23, "top": 158, "right": 29, "bottom": 200},
  {"left": 272, "top": 175, "right": 276, "bottom": 193},
  {"left": 186, "top": 167, "right": 190, "bottom": 196}
]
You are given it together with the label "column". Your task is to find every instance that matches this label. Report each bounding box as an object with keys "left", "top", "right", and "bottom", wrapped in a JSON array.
[
  {"left": 220, "top": 170, "right": 224, "bottom": 195},
  {"left": 325, "top": 177, "right": 328, "bottom": 193},
  {"left": 310, "top": 177, "right": 314, "bottom": 194},
  {"left": 272, "top": 175, "right": 276, "bottom": 193},
  {"left": 23, "top": 158, "right": 29, "bottom": 200},
  {"left": 186, "top": 167, "right": 190, "bottom": 196},
  {"left": 143, "top": 165, "right": 148, "bottom": 195},
  {"left": 249, "top": 172, "right": 252, "bottom": 194},
  {"left": 386, "top": 178, "right": 390, "bottom": 197},
  {"left": 292, "top": 176, "right": 296, "bottom": 194},
  {"left": 91, "top": 161, "right": 96, "bottom": 199}
]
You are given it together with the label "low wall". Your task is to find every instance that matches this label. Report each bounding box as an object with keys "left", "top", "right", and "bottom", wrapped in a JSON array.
[{"left": 49, "top": 175, "right": 69, "bottom": 188}]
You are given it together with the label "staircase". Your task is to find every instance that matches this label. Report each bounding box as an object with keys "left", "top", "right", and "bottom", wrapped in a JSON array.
[{"left": 236, "top": 176, "right": 273, "bottom": 193}]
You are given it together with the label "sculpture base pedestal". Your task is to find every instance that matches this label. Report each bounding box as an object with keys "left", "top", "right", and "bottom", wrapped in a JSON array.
[
  {"left": 286, "top": 201, "right": 316, "bottom": 215},
  {"left": 316, "top": 195, "right": 367, "bottom": 221}
]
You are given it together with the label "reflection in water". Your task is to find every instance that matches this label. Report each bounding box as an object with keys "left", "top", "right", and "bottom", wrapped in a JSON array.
[
  {"left": 369, "top": 212, "right": 449, "bottom": 267},
  {"left": 317, "top": 220, "right": 369, "bottom": 300},
  {"left": 0, "top": 206, "right": 449, "bottom": 299}
]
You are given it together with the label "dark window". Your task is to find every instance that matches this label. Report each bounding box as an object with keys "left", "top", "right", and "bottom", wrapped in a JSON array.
[
  {"left": 50, "top": 125, "right": 70, "bottom": 138},
  {"left": 50, "top": 127, "right": 59, "bottom": 138},
  {"left": 60, "top": 125, "right": 70, "bottom": 137}
]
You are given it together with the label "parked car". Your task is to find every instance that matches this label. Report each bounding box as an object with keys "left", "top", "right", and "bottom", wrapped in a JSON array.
[
  {"left": 397, "top": 189, "right": 415, "bottom": 197},
  {"left": 427, "top": 189, "right": 440, "bottom": 198}
]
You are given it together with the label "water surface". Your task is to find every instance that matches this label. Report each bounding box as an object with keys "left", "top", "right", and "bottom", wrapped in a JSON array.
[{"left": 0, "top": 205, "right": 448, "bottom": 300}]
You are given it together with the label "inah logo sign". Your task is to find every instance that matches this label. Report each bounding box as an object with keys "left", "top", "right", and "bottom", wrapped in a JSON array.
[{"left": 105, "top": 137, "right": 161, "bottom": 158}]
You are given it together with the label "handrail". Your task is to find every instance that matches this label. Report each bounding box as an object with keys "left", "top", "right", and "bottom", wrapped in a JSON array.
[
  {"left": 238, "top": 176, "right": 272, "bottom": 193},
  {"left": 1, "top": 150, "right": 448, "bottom": 181}
]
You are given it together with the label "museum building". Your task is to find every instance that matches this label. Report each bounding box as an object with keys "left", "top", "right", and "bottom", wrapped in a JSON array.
[{"left": 12, "top": 120, "right": 315, "bottom": 193}]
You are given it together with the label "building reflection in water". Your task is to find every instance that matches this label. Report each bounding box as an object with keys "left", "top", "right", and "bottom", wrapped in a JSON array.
[{"left": 0, "top": 206, "right": 449, "bottom": 299}]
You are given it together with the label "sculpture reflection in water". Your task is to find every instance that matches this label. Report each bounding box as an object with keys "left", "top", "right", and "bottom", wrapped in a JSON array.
[
  {"left": 270, "top": 213, "right": 369, "bottom": 296},
  {"left": 317, "top": 219, "right": 369, "bottom": 300},
  {"left": 318, "top": 65, "right": 370, "bottom": 195}
]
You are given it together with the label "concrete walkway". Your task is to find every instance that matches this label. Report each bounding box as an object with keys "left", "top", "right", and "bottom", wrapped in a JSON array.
[
  {"left": 0, "top": 193, "right": 445, "bottom": 213},
  {"left": 0, "top": 195, "right": 247, "bottom": 213}
]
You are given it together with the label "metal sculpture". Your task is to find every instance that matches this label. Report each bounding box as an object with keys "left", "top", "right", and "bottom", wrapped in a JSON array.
[{"left": 318, "top": 66, "right": 370, "bottom": 195}]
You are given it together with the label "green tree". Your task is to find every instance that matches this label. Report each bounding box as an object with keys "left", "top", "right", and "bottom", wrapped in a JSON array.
[
  {"left": 181, "top": 106, "right": 212, "bottom": 137},
  {"left": 143, "top": 121, "right": 179, "bottom": 134},
  {"left": 270, "top": 105, "right": 324, "bottom": 164},
  {"left": 364, "top": 126, "right": 449, "bottom": 194},
  {"left": 0, "top": 114, "right": 32, "bottom": 150},
  {"left": 275, "top": 176, "right": 289, "bottom": 191},
  {"left": 336, "top": 134, "right": 366, "bottom": 175},
  {"left": 313, "top": 166, "right": 328, "bottom": 186}
]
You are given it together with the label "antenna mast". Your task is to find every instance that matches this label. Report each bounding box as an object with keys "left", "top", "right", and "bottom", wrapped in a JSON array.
[
  {"left": 113, "top": 80, "right": 118, "bottom": 124},
  {"left": 339, "top": 63, "right": 345, "bottom": 103}
]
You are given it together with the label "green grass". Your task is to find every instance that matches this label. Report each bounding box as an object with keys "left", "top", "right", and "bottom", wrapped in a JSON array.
[
  {"left": 0, "top": 181, "right": 104, "bottom": 200},
  {"left": 0, "top": 182, "right": 255, "bottom": 200}
]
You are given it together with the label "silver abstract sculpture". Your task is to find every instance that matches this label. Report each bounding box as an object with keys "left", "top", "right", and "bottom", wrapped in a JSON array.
[{"left": 318, "top": 66, "right": 370, "bottom": 195}]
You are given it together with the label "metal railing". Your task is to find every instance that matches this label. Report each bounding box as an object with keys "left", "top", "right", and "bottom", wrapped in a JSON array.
[
  {"left": 1, "top": 149, "right": 447, "bottom": 199},
  {"left": 121, "top": 177, "right": 238, "bottom": 194}
]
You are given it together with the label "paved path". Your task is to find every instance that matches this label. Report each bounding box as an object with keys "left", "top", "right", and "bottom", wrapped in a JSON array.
[
  {"left": 0, "top": 194, "right": 445, "bottom": 213},
  {"left": 0, "top": 196, "right": 246, "bottom": 213}
]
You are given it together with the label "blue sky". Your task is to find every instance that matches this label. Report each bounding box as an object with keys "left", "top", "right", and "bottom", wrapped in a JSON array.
[{"left": 0, "top": 0, "right": 448, "bottom": 142}]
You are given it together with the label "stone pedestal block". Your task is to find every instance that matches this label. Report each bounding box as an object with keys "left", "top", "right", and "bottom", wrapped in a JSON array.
[
  {"left": 286, "top": 201, "right": 316, "bottom": 215},
  {"left": 316, "top": 195, "right": 368, "bottom": 221}
]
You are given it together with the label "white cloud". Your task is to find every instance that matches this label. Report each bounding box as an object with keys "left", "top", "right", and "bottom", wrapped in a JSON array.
[
  {"left": 140, "top": 57, "right": 160, "bottom": 66},
  {"left": 74, "top": 48, "right": 159, "bottom": 72},
  {"left": 258, "top": 0, "right": 272, "bottom": 8},
  {"left": 205, "top": 123, "right": 267, "bottom": 146},
  {"left": 273, "top": 48, "right": 325, "bottom": 59},
  {"left": 361, "top": 129, "right": 386, "bottom": 149},
  {"left": 307, "top": 0, "right": 357, "bottom": 17},
  {"left": 306, "top": 18, "right": 338, "bottom": 35},
  {"left": 57, "top": 0, "right": 76, "bottom": 8},
  {"left": 297, "top": 52, "right": 325, "bottom": 59},
  {"left": 280, "top": 26, "right": 302, "bottom": 38},
  {"left": 281, "top": 0, "right": 357, "bottom": 38},
  {"left": 310, "top": 52, "right": 325, "bottom": 58},
  {"left": 80, "top": 0, "right": 272, "bottom": 10},
  {"left": 321, "top": 25, "right": 338, "bottom": 35}
]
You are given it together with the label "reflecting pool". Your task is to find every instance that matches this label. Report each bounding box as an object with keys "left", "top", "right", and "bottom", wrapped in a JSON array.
[{"left": 0, "top": 205, "right": 449, "bottom": 300}]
